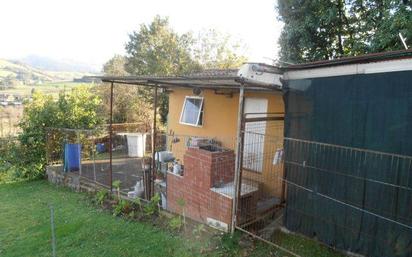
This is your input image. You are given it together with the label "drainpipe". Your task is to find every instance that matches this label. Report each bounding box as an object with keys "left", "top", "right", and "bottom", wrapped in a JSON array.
[{"left": 231, "top": 83, "right": 245, "bottom": 233}]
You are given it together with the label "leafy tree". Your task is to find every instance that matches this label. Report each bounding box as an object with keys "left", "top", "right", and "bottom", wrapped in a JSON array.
[
  {"left": 194, "top": 29, "right": 248, "bottom": 69},
  {"left": 123, "top": 16, "right": 248, "bottom": 124},
  {"left": 102, "top": 55, "right": 129, "bottom": 77},
  {"left": 278, "top": 0, "right": 412, "bottom": 64},
  {"left": 98, "top": 55, "right": 153, "bottom": 126},
  {"left": 15, "top": 86, "right": 102, "bottom": 179},
  {"left": 125, "top": 15, "right": 201, "bottom": 76},
  {"left": 124, "top": 16, "right": 201, "bottom": 125}
]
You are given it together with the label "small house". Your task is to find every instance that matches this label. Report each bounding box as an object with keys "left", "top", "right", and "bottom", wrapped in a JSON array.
[{"left": 100, "top": 64, "right": 285, "bottom": 230}]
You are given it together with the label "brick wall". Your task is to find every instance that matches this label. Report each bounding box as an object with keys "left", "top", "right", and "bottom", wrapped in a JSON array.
[{"left": 167, "top": 147, "right": 235, "bottom": 229}]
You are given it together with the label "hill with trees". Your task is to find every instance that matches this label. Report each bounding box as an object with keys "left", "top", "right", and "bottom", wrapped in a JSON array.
[{"left": 0, "top": 58, "right": 94, "bottom": 87}]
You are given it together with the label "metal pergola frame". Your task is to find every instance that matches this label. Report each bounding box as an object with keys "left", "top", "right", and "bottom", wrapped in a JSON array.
[{"left": 95, "top": 72, "right": 282, "bottom": 232}]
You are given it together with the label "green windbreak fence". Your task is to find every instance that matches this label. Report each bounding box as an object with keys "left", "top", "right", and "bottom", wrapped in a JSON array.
[{"left": 283, "top": 70, "right": 412, "bottom": 257}]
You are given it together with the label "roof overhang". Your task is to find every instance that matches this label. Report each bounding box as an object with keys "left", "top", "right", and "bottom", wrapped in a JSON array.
[
  {"left": 93, "top": 65, "right": 283, "bottom": 92},
  {"left": 283, "top": 49, "right": 412, "bottom": 80}
]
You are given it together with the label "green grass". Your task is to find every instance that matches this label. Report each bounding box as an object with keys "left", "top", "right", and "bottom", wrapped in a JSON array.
[
  {"left": 0, "top": 180, "right": 345, "bottom": 257},
  {"left": 0, "top": 181, "right": 197, "bottom": 257}
]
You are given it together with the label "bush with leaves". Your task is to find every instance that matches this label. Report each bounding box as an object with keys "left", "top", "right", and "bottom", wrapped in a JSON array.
[
  {"left": 112, "top": 180, "right": 122, "bottom": 200},
  {"left": 8, "top": 85, "right": 103, "bottom": 181},
  {"left": 144, "top": 193, "right": 161, "bottom": 216},
  {"left": 113, "top": 199, "right": 132, "bottom": 216},
  {"left": 168, "top": 216, "right": 183, "bottom": 231},
  {"left": 95, "top": 189, "right": 109, "bottom": 206}
]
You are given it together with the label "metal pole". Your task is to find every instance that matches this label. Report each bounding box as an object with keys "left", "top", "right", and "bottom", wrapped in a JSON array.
[
  {"left": 231, "top": 83, "right": 245, "bottom": 233},
  {"left": 92, "top": 133, "right": 97, "bottom": 184},
  {"left": 50, "top": 205, "right": 57, "bottom": 257},
  {"left": 150, "top": 85, "right": 158, "bottom": 199},
  {"left": 77, "top": 130, "right": 82, "bottom": 177},
  {"left": 109, "top": 82, "right": 114, "bottom": 193}
]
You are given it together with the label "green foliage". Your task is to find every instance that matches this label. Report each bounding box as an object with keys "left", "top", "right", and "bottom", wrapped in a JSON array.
[
  {"left": 112, "top": 180, "right": 121, "bottom": 190},
  {"left": 278, "top": 0, "right": 412, "bottom": 63},
  {"left": 176, "top": 197, "right": 187, "bottom": 230},
  {"left": 112, "top": 179, "right": 122, "bottom": 200},
  {"left": 168, "top": 216, "right": 183, "bottom": 231},
  {"left": 194, "top": 29, "right": 248, "bottom": 69},
  {"left": 95, "top": 189, "right": 109, "bottom": 206},
  {"left": 0, "top": 180, "right": 345, "bottom": 257},
  {"left": 113, "top": 199, "right": 132, "bottom": 216},
  {"left": 219, "top": 232, "right": 242, "bottom": 256},
  {"left": 7, "top": 86, "right": 103, "bottom": 180},
  {"left": 144, "top": 193, "right": 161, "bottom": 216},
  {"left": 102, "top": 55, "right": 129, "bottom": 76},
  {"left": 125, "top": 16, "right": 201, "bottom": 76},
  {"left": 112, "top": 16, "right": 248, "bottom": 125},
  {"left": 133, "top": 197, "right": 143, "bottom": 212},
  {"left": 0, "top": 180, "right": 203, "bottom": 257}
]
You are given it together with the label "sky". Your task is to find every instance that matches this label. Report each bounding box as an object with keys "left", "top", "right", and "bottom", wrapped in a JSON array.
[{"left": 0, "top": 0, "right": 283, "bottom": 71}]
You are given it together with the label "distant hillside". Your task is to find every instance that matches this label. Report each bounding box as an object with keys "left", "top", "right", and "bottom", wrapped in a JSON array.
[
  {"left": 20, "top": 55, "right": 98, "bottom": 73},
  {"left": 0, "top": 59, "right": 95, "bottom": 85}
]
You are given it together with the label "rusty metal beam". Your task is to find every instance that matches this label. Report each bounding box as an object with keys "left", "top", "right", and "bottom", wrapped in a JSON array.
[
  {"left": 109, "top": 82, "right": 114, "bottom": 193},
  {"left": 150, "top": 85, "right": 158, "bottom": 199}
]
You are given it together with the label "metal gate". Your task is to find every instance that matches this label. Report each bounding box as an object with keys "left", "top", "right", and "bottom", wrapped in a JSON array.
[{"left": 235, "top": 112, "right": 287, "bottom": 243}]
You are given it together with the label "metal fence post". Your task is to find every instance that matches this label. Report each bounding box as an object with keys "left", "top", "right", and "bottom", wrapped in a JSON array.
[
  {"left": 50, "top": 205, "right": 57, "bottom": 257},
  {"left": 109, "top": 82, "right": 114, "bottom": 193},
  {"left": 77, "top": 130, "right": 82, "bottom": 177},
  {"left": 231, "top": 83, "right": 245, "bottom": 233}
]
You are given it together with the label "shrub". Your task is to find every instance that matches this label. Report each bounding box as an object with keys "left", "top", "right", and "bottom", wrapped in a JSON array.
[
  {"left": 113, "top": 199, "right": 132, "bottom": 216},
  {"left": 95, "top": 189, "right": 109, "bottom": 206},
  {"left": 112, "top": 180, "right": 122, "bottom": 200},
  {"left": 169, "top": 216, "right": 183, "bottom": 231},
  {"left": 3, "top": 86, "right": 103, "bottom": 181},
  {"left": 144, "top": 193, "right": 161, "bottom": 216}
]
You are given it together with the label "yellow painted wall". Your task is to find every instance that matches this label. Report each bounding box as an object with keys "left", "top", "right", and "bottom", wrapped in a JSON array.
[{"left": 168, "top": 88, "right": 285, "bottom": 199}]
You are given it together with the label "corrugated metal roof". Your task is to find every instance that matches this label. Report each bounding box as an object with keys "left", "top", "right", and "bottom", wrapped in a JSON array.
[{"left": 94, "top": 68, "right": 280, "bottom": 91}]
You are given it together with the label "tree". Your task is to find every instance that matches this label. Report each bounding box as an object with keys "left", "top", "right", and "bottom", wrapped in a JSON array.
[
  {"left": 278, "top": 0, "right": 412, "bottom": 64},
  {"left": 125, "top": 15, "right": 201, "bottom": 76},
  {"left": 124, "top": 16, "right": 249, "bottom": 124},
  {"left": 98, "top": 54, "right": 154, "bottom": 125},
  {"left": 194, "top": 29, "right": 248, "bottom": 69},
  {"left": 102, "top": 55, "right": 129, "bottom": 76},
  {"left": 16, "top": 86, "right": 103, "bottom": 179},
  {"left": 124, "top": 16, "right": 202, "bottom": 124}
]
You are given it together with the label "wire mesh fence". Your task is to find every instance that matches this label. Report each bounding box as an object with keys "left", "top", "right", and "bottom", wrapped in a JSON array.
[
  {"left": 46, "top": 123, "right": 150, "bottom": 191},
  {"left": 235, "top": 115, "right": 285, "bottom": 239},
  {"left": 45, "top": 116, "right": 287, "bottom": 234}
]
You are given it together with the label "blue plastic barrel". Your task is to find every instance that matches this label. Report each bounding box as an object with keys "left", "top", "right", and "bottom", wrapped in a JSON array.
[
  {"left": 64, "top": 143, "right": 81, "bottom": 172},
  {"left": 96, "top": 143, "right": 105, "bottom": 153}
]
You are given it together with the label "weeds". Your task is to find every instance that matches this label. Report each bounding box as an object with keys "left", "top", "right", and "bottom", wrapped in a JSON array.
[
  {"left": 143, "top": 193, "right": 160, "bottom": 216},
  {"left": 95, "top": 189, "right": 109, "bottom": 206}
]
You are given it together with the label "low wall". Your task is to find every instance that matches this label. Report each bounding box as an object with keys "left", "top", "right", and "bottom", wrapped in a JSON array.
[{"left": 46, "top": 165, "right": 99, "bottom": 192}]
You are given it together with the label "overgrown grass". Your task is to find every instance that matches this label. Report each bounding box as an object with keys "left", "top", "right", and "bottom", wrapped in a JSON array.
[{"left": 0, "top": 180, "right": 344, "bottom": 257}]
